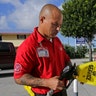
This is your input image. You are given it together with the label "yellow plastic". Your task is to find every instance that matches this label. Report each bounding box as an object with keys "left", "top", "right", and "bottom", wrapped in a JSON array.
[
  {"left": 24, "top": 86, "right": 35, "bottom": 96},
  {"left": 76, "top": 61, "right": 96, "bottom": 86}
]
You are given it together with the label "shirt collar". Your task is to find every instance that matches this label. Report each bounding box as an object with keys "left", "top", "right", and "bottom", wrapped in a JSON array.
[{"left": 34, "top": 27, "right": 45, "bottom": 43}]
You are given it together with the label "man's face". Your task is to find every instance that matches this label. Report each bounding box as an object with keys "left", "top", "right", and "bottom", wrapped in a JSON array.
[{"left": 43, "top": 15, "right": 63, "bottom": 39}]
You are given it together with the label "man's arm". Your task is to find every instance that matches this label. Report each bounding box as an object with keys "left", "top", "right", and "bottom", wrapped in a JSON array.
[
  {"left": 15, "top": 74, "right": 45, "bottom": 87},
  {"left": 15, "top": 74, "right": 65, "bottom": 90}
]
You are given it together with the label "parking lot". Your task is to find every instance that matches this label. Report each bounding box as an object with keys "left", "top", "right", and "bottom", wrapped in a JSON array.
[
  {"left": 0, "top": 69, "right": 28, "bottom": 96},
  {"left": 0, "top": 59, "right": 96, "bottom": 96}
]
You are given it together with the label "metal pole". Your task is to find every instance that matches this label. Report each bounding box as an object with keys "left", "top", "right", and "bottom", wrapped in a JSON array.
[{"left": 73, "top": 79, "right": 78, "bottom": 96}]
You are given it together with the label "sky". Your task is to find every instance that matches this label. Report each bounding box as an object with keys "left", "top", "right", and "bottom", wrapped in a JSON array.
[{"left": 0, "top": 0, "right": 85, "bottom": 46}]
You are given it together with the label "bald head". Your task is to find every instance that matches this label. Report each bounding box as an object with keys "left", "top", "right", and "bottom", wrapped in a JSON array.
[
  {"left": 39, "top": 4, "right": 62, "bottom": 20},
  {"left": 38, "top": 4, "right": 63, "bottom": 40}
]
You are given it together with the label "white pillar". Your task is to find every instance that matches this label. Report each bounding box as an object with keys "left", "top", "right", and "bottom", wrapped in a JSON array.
[{"left": 73, "top": 79, "right": 78, "bottom": 96}]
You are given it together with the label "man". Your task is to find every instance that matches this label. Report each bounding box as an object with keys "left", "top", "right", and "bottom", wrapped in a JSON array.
[{"left": 14, "top": 4, "right": 72, "bottom": 96}]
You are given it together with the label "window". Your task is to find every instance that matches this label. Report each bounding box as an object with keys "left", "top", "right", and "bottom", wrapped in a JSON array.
[{"left": 17, "top": 35, "right": 26, "bottom": 39}]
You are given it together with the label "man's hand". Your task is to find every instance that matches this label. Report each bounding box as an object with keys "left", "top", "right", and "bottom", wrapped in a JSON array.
[{"left": 45, "top": 76, "right": 65, "bottom": 90}]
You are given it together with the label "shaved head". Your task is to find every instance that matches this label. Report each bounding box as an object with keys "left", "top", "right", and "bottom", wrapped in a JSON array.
[
  {"left": 39, "top": 4, "right": 62, "bottom": 20},
  {"left": 38, "top": 4, "right": 63, "bottom": 40}
]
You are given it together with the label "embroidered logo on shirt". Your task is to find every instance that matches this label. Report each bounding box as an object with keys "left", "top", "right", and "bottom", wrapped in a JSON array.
[
  {"left": 60, "top": 47, "right": 63, "bottom": 51},
  {"left": 14, "top": 63, "right": 22, "bottom": 73}
]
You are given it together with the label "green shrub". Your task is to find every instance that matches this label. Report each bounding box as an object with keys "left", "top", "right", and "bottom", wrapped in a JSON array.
[{"left": 64, "top": 44, "right": 88, "bottom": 58}]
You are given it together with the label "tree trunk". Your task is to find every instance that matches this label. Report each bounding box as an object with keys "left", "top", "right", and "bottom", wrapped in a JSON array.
[{"left": 88, "top": 41, "right": 93, "bottom": 61}]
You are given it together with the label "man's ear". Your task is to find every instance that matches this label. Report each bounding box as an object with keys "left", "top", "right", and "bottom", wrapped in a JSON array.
[{"left": 40, "top": 16, "right": 45, "bottom": 23}]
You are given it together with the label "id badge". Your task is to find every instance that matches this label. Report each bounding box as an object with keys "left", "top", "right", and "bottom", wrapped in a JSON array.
[{"left": 37, "top": 47, "right": 49, "bottom": 57}]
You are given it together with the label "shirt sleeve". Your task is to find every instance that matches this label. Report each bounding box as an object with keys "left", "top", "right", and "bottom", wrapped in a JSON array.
[{"left": 14, "top": 44, "right": 36, "bottom": 79}]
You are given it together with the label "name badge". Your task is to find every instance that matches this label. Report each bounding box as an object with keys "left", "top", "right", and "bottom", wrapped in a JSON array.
[{"left": 37, "top": 47, "right": 49, "bottom": 57}]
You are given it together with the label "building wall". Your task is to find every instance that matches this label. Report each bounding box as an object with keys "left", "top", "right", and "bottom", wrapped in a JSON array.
[{"left": 0, "top": 33, "right": 30, "bottom": 48}]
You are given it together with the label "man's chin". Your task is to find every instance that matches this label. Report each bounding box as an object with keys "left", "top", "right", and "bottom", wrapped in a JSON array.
[{"left": 50, "top": 36, "right": 56, "bottom": 39}]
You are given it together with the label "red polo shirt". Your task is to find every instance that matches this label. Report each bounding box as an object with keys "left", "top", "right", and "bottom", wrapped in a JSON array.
[{"left": 14, "top": 27, "right": 70, "bottom": 94}]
